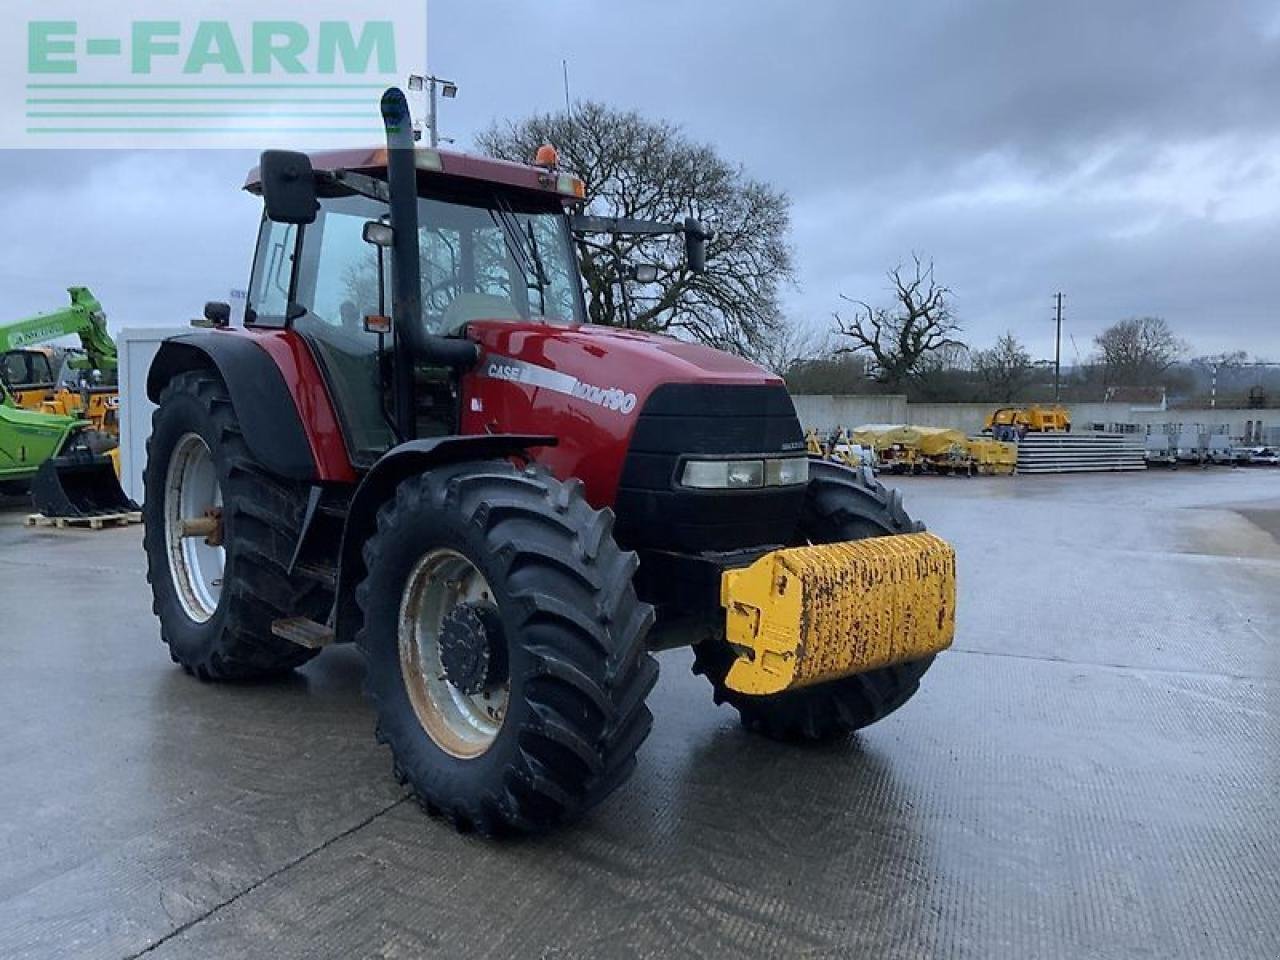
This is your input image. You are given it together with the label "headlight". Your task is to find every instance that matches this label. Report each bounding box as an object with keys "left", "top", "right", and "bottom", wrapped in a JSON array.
[
  {"left": 681, "top": 457, "right": 809, "bottom": 490},
  {"left": 725, "top": 461, "right": 764, "bottom": 488},
  {"left": 682, "top": 459, "right": 760, "bottom": 489},
  {"left": 766, "top": 457, "right": 809, "bottom": 486}
]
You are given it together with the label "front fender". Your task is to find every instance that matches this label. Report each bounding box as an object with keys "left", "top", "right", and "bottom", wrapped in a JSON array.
[{"left": 333, "top": 434, "right": 556, "bottom": 643}]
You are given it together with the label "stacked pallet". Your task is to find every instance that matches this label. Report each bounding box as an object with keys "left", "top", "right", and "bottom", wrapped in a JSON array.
[{"left": 1016, "top": 433, "right": 1146, "bottom": 474}]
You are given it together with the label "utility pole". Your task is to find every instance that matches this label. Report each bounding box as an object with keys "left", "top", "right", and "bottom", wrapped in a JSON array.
[
  {"left": 1053, "top": 292, "right": 1064, "bottom": 402},
  {"left": 408, "top": 74, "right": 458, "bottom": 147},
  {"left": 427, "top": 76, "right": 439, "bottom": 147},
  {"left": 562, "top": 59, "right": 572, "bottom": 114}
]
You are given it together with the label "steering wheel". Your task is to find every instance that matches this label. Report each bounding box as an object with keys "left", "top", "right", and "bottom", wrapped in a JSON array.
[{"left": 423, "top": 275, "right": 462, "bottom": 308}]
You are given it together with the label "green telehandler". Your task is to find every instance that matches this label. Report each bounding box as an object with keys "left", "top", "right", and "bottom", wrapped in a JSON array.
[
  {"left": 1, "top": 286, "right": 120, "bottom": 433},
  {"left": 0, "top": 287, "right": 134, "bottom": 516}
]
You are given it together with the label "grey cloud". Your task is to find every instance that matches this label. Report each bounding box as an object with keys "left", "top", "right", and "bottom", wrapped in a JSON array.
[{"left": 0, "top": 1, "right": 1276, "bottom": 360}]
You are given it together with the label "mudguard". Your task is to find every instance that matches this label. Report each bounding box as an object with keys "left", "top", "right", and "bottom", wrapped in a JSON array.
[
  {"left": 332, "top": 434, "right": 556, "bottom": 643},
  {"left": 147, "top": 333, "right": 318, "bottom": 481}
]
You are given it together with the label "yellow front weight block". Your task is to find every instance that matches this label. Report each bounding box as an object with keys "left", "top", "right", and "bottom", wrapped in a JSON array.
[{"left": 720, "top": 532, "right": 956, "bottom": 696}]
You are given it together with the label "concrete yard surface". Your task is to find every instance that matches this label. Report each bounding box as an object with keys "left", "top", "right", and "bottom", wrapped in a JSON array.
[{"left": 0, "top": 469, "right": 1278, "bottom": 959}]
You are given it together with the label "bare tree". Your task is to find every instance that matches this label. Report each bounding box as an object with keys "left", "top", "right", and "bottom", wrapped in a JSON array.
[
  {"left": 476, "top": 102, "right": 793, "bottom": 361},
  {"left": 784, "top": 352, "right": 875, "bottom": 395},
  {"left": 1193, "top": 350, "right": 1249, "bottom": 371},
  {"left": 1192, "top": 350, "right": 1255, "bottom": 406},
  {"left": 973, "top": 332, "right": 1034, "bottom": 402},
  {"left": 753, "top": 322, "right": 830, "bottom": 378},
  {"left": 1093, "top": 316, "right": 1187, "bottom": 386},
  {"left": 832, "top": 255, "right": 963, "bottom": 390}
]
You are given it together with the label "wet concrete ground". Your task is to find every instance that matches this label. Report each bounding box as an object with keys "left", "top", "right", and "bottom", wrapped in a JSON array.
[{"left": 1, "top": 468, "right": 1278, "bottom": 959}]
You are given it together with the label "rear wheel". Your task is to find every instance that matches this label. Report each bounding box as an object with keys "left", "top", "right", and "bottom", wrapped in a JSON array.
[
  {"left": 357, "top": 462, "right": 658, "bottom": 835},
  {"left": 143, "top": 371, "right": 327, "bottom": 680},
  {"left": 693, "top": 460, "right": 937, "bottom": 740}
]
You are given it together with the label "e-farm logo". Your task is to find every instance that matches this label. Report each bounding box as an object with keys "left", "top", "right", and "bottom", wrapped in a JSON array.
[
  {"left": 2, "top": 1, "right": 427, "bottom": 148},
  {"left": 28, "top": 22, "right": 398, "bottom": 78}
]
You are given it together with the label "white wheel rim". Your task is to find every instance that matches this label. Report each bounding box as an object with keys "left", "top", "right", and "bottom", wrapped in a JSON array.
[
  {"left": 398, "top": 548, "right": 509, "bottom": 759},
  {"left": 163, "top": 433, "right": 225, "bottom": 623}
]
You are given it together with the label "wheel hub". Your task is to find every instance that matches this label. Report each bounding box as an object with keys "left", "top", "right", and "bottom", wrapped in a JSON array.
[
  {"left": 438, "top": 603, "right": 505, "bottom": 695},
  {"left": 163, "top": 432, "right": 225, "bottom": 623},
  {"left": 398, "top": 548, "right": 510, "bottom": 759}
]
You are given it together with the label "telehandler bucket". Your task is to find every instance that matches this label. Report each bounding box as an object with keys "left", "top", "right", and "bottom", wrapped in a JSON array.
[{"left": 31, "top": 449, "right": 137, "bottom": 519}]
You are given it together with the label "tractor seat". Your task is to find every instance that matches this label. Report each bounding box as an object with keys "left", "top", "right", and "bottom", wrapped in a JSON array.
[{"left": 440, "top": 294, "right": 522, "bottom": 334}]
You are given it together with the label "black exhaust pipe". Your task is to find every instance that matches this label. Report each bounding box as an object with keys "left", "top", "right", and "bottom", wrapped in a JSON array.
[{"left": 380, "top": 88, "right": 477, "bottom": 440}]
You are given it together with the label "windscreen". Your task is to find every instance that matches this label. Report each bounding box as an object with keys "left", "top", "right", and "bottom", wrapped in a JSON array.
[
  {"left": 417, "top": 194, "right": 585, "bottom": 334},
  {"left": 303, "top": 191, "right": 586, "bottom": 336}
]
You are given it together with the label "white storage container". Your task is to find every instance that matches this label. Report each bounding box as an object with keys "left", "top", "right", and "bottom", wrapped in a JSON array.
[{"left": 117, "top": 327, "right": 190, "bottom": 505}]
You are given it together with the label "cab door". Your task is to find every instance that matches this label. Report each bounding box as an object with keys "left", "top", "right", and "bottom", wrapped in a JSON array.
[{"left": 288, "top": 195, "right": 396, "bottom": 465}]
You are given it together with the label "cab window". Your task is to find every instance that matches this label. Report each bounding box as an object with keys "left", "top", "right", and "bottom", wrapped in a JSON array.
[
  {"left": 246, "top": 218, "right": 298, "bottom": 327},
  {"left": 292, "top": 195, "right": 395, "bottom": 460}
]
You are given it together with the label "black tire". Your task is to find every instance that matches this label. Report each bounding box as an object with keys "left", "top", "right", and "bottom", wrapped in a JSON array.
[
  {"left": 143, "top": 371, "right": 327, "bottom": 680},
  {"left": 0, "top": 480, "right": 30, "bottom": 497},
  {"left": 692, "top": 459, "right": 936, "bottom": 741},
  {"left": 356, "top": 461, "right": 658, "bottom": 835}
]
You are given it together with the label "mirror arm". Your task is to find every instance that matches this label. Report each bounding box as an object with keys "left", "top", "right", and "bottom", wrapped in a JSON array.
[{"left": 332, "top": 169, "right": 392, "bottom": 204}]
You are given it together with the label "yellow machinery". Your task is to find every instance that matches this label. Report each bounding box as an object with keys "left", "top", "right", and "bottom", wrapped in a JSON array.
[
  {"left": 850, "top": 424, "right": 973, "bottom": 475},
  {"left": 851, "top": 425, "right": 916, "bottom": 473},
  {"left": 720, "top": 532, "right": 957, "bottom": 694},
  {"left": 38, "top": 386, "right": 120, "bottom": 438},
  {"left": 984, "top": 405, "right": 1071, "bottom": 437},
  {"left": 805, "top": 428, "right": 825, "bottom": 456},
  {"left": 829, "top": 429, "right": 875, "bottom": 470},
  {"left": 804, "top": 428, "right": 877, "bottom": 471},
  {"left": 964, "top": 438, "right": 1018, "bottom": 475}
]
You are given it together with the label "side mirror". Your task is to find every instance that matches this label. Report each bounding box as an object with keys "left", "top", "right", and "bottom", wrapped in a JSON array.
[
  {"left": 362, "top": 220, "right": 394, "bottom": 248},
  {"left": 260, "top": 150, "right": 318, "bottom": 225},
  {"left": 204, "top": 301, "right": 231, "bottom": 327},
  {"left": 683, "top": 217, "right": 711, "bottom": 274}
]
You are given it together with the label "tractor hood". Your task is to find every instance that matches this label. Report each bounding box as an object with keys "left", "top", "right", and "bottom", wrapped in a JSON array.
[
  {"left": 459, "top": 321, "right": 799, "bottom": 513},
  {"left": 466, "top": 320, "right": 779, "bottom": 394}
]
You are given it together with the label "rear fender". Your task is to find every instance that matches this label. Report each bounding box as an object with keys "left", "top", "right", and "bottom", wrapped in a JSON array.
[
  {"left": 147, "top": 333, "right": 320, "bottom": 481},
  {"left": 332, "top": 434, "right": 556, "bottom": 643}
]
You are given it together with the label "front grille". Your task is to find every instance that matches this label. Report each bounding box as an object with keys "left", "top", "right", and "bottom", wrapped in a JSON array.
[{"left": 613, "top": 383, "right": 807, "bottom": 552}]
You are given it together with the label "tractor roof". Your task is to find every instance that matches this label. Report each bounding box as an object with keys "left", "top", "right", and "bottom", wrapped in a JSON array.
[{"left": 244, "top": 146, "right": 586, "bottom": 203}]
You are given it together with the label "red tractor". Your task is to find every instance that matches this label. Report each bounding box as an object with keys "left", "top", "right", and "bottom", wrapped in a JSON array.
[{"left": 144, "top": 90, "right": 955, "bottom": 834}]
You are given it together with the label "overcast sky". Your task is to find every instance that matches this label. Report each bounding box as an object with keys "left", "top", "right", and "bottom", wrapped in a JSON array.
[{"left": 4, "top": 0, "right": 1278, "bottom": 363}]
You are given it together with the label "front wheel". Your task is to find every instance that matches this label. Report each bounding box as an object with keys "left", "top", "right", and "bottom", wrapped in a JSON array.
[
  {"left": 356, "top": 462, "right": 658, "bottom": 835},
  {"left": 693, "top": 460, "right": 937, "bottom": 740}
]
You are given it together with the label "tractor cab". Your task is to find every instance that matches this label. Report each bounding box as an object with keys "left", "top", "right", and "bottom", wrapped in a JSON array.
[
  {"left": 245, "top": 146, "right": 589, "bottom": 333},
  {"left": 242, "top": 144, "right": 594, "bottom": 459}
]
